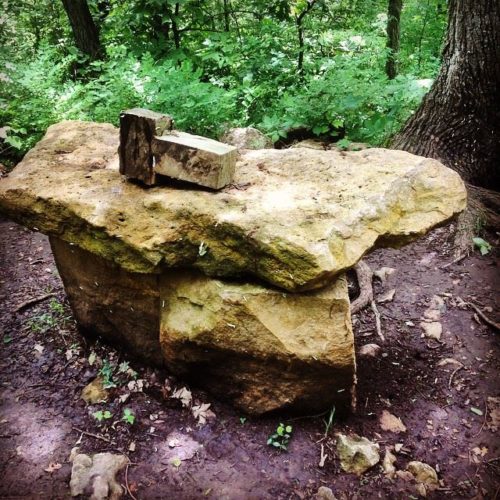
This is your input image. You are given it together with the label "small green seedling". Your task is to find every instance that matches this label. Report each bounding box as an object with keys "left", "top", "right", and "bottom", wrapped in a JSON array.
[
  {"left": 323, "top": 405, "right": 336, "bottom": 438},
  {"left": 93, "top": 410, "right": 112, "bottom": 422},
  {"left": 472, "top": 237, "right": 492, "bottom": 256},
  {"left": 99, "top": 359, "right": 117, "bottom": 388},
  {"left": 267, "top": 423, "right": 293, "bottom": 451},
  {"left": 122, "top": 408, "right": 135, "bottom": 425},
  {"left": 3, "top": 335, "right": 13, "bottom": 344},
  {"left": 198, "top": 241, "right": 208, "bottom": 256},
  {"left": 240, "top": 417, "right": 247, "bottom": 425}
]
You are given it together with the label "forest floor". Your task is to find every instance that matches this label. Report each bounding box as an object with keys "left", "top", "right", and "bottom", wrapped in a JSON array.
[{"left": 0, "top": 217, "right": 499, "bottom": 500}]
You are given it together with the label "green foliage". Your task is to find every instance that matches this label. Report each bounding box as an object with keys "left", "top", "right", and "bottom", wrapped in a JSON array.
[
  {"left": 472, "top": 237, "right": 492, "bottom": 256},
  {"left": 27, "top": 298, "right": 69, "bottom": 333},
  {"left": 99, "top": 359, "right": 117, "bottom": 389},
  {"left": 267, "top": 423, "right": 293, "bottom": 451},
  {"left": 122, "top": 408, "right": 135, "bottom": 425},
  {"left": 93, "top": 410, "right": 113, "bottom": 422},
  {"left": 1, "top": 0, "right": 444, "bottom": 162}
]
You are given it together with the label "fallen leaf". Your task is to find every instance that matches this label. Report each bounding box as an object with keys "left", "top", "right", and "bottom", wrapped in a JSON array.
[
  {"left": 487, "top": 396, "right": 500, "bottom": 431},
  {"left": 378, "top": 289, "right": 396, "bottom": 303},
  {"left": 127, "top": 379, "right": 144, "bottom": 393},
  {"left": 44, "top": 462, "right": 62, "bottom": 473},
  {"left": 81, "top": 377, "right": 108, "bottom": 404},
  {"left": 171, "top": 387, "right": 192, "bottom": 408},
  {"left": 65, "top": 349, "right": 75, "bottom": 361},
  {"left": 380, "top": 410, "right": 407, "bottom": 434},
  {"left": 88, "top": 352, "right": 97, "bottom": 366},
  {"left": 128, "top": 441, "right": 136, "bottom": 452},
  {"left": 470, "top": 407, "right": 483, "bottom": 416},
  {"left": 192, "top": 402, "right": 216, "bottom": 425},
  {"left": 394, "top": 443, "right": 404, "bottom": 453}
]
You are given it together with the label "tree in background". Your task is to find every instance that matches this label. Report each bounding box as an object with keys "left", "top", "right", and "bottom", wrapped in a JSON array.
[
  {"left": 385, "top": 0, "right": 402, "bottom": 79},
  {"left": 392, "top": 0, "right": 500, "bottom": 191},
  {"left": 61, "top": 0, "right": 101, "bottom": 59}
]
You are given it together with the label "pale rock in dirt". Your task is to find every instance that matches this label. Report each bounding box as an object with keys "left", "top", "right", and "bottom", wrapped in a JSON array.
[
  {"left": 70, "top": 452, "right": 128, "bottom": 499},
  {"left": 80, "top": 377, "right": 108, "bottom": 404},
  {"left": 160, "top": 431, "right": 202, "bottom": 466},
  {"left": 336, "top": 433, "right": 380, "bottom": 475},
  {"left": 290, "top": 139, "right": 327, "bottom": 150},
  {"left": 358, "top": 343, "right": 381, "bottom": 358},
  {"left": 373, "top": 267, "right": 396, "bottom": 283},
  {"left": 160, "top": 271, "right": 355, "bottom": 414},
  {"left": 420, "top": 321, "right": 442, "bottom": 341},
  {"left": 0, "top": 121, "right": 466, "bottom": 292},
  {"left": 382, "top": 448, "right": 397, "bottom": 477},
  {"left": 406, "top": 461, "right": 439, "bottom": 489},
  {"left": 220, "top": 127, "right": 273, "bottom": 150},
  {"left": 314, "top": 486, "right": 338, "bottom": 500},
  {"left": 380, "top": 410, "right": 407, "bottom": 434}
]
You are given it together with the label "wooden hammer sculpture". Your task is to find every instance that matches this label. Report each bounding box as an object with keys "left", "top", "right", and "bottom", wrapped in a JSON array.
[{"left": 119, "top": 108, "right": 236, "bottom": 189}]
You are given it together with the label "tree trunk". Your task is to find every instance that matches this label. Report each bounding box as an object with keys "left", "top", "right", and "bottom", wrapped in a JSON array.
[
  {"left": 385, "top": 0, "right": 402, "bottom": 79},
  {"left": 61, "top": 0, "right": 101, "bottom": 59},
  {"left": 391, "top": 0, "right": 500, "bottom": 190}
]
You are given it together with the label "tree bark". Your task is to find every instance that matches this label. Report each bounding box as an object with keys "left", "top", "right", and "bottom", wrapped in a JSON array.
[
  {"left": 385, "top": 0, "right": 402, "bottom": 79},
  {"left": 61, "top": 0, "right": 102, "bottom": 59},
  {"left": 391, "top": 0, "right": 500, "bottom": 190}
]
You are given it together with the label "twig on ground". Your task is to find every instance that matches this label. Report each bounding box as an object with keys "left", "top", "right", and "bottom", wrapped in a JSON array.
[
  {"left": 448, "top": 365, "right": 464, "bottom": 389},
  {"left": 14, "top": 292, "right": 56, "bottom": 313},
  {"left": 350, "top": 260, "right": 373, "bottom": 314},
  {"left": 473, "top": 398, "right": 489, "bottom": 438},
  {"left": 466, "top": 302, "right": 500, "bottom": 332},
  {"left": 441, "top": 253, "right": 467, "bottom": 269},
  {"left": 72, "top": 427, "right": 113, "bottom": 444},
  {"left": 125, "top": 462, "right": 138, "bottom": 500},
  {"left": 371, "top": 300, "right": 384, "bottom": 341}
]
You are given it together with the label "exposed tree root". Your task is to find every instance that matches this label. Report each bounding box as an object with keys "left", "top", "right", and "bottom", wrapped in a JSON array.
[
  {"left": 467, "top": 302, "right": 500, "bottom": 332},
  {"left": 14, "top": 292, "right": 56, "bottom": 313},
  {"left": 452, "top": 184, "right": 500, "bottom": 257},
  {"left": 350, "top": 261, "right": 373, "bottom": 314},
  {"left": 350, "top": 260, "right": 385, "bottom": 341}
]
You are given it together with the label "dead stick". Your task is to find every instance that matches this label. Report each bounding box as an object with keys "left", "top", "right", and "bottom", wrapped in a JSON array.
[
  {"left": 370, "top": 300, "right": 385, "bottom": 341},
  {"left": 125, "top": 463, "right": 138, "bottom": 500},
  {"left": 14, "top": 292, "right": 56, "bottom": 313},
  {"left": 448, "top": 365, "right": 464, "bottom": 389},
  {"left": 72, "top": 427, "right": 113, "bottom": 444},
  {"left": 466, "top": 302, "right": 500, "bottom": 332}
]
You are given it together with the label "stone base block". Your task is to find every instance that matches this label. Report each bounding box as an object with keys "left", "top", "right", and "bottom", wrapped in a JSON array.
[{"left": 50, "top": 238, "right": 355, "bottom": 415}]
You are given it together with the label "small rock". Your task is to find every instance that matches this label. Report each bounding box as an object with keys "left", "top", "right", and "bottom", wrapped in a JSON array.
[
  {"left": 336, "top": 433, "right": 380, "bottom": 475},
  {"left": 380, "top": 410, "right": 407, "bottom": 434},
  {"left": 314, "top": 486, "right": 337, "bottom": 500},
  {"left": 373, "top": 267, "right": 396, "bottom": 283},
  {"left": 220, "top": 127, "right": 273, "bottom": 150},
  {"left": 420, "top": 321, "right": 442, "bottom": 340},
  {"left": 407, "top": 461, "right": 439, "bottom": 486},
  {"left": 382, "top": 448, "right": 397, "bottom": 477},
  {"left": 358, "top": 343, "right": 381, "bottom": 358},
  {"left": 70, "top": 452, "right": 128, "bottom": 499},
  {"left": 290, "top": 139, "right": 326, "bottom": 150},
  {"left": 81, "top": 377, "right": 108, "bottom": 404}
]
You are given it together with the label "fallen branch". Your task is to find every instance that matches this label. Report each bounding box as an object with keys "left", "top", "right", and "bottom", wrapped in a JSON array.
[
  {"left": 125, "top": 462, "right": 138, "bottom": 500},
  {"left": 14, "top": 292, "right": 56, "bottom": 313},
  {"left": 466, "top": 302, "right": 500, "bottom": 332},
  {"left": 72, "top": 427, "right": 113, "bottom": 444},
  {"left": 371, "top": 300, "right": 385, "bottom": 342},
  {"left": 351, "top": 260, "right": 373, "bottom": 314},
  {"left": 448, "top": 365, "right": 464, "bottom": 389}
]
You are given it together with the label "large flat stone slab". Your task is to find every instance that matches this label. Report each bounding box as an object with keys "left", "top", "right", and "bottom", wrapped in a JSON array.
[{"left": 0, "top": 121, "right": 466, "bottom": 292}]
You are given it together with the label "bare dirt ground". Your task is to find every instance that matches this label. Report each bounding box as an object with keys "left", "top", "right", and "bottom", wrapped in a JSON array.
[{"left": 0, "top": 217, "right": 499, "bottom": 499}]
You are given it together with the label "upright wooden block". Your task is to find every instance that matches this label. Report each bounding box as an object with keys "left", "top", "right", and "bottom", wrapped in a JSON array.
[
  {"left": 119, "top": 108, "right": 173, "bottom": 186},
  {"left": 152, "top": 131, "right": 237, "bottom": 189}
]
